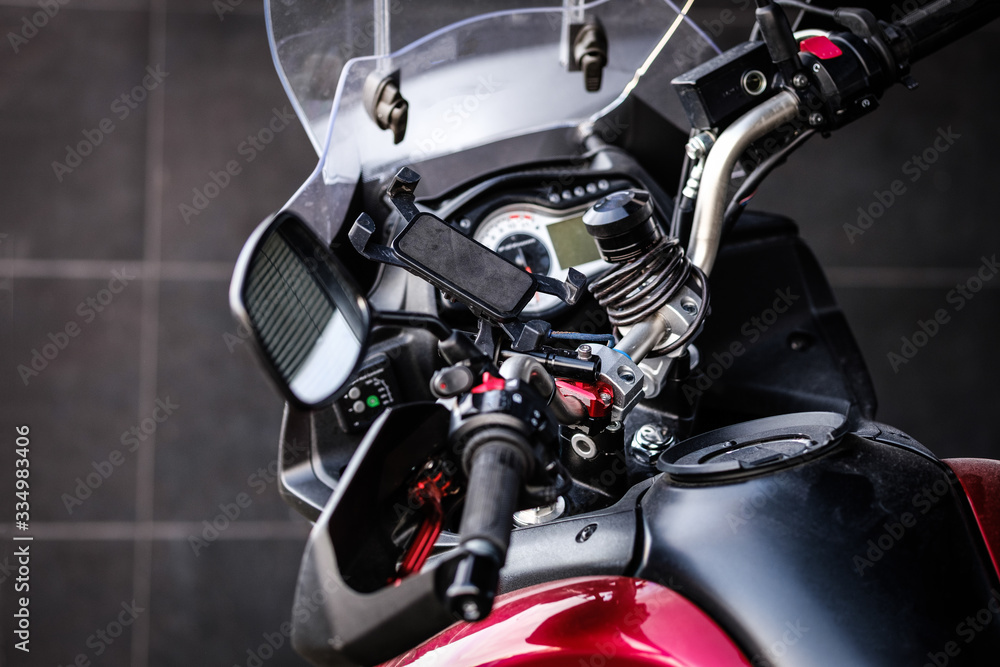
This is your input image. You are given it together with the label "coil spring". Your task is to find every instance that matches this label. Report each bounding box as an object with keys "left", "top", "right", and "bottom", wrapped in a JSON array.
[{"left": 588, "top": 237, "right": 709, "bottom": 354}]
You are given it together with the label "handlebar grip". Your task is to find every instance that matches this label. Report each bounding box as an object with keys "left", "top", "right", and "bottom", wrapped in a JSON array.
[
  {"left": 894, "top": 0, "right": 1000, "bottom": 64},
  {"left": 444, "top": 429, "right": 529, "bottom": 622},
  {"left": 459, "top": 433, "right": 528, "bottom": 560}
]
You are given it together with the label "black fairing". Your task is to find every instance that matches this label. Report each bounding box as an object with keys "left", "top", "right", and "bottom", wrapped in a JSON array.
[
  {"left": 636, "top": 427, "right": 1000, "bottom": 666},
  {"left": 686, "top": 211, "right": 878, "bottom": 429}
]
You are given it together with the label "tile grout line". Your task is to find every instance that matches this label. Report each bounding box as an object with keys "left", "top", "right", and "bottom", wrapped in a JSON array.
[
  {"left": 131, "top": 0, "right": 166, "bottom": 664},
  {"left": 0, "top": 520, "right": 311, "bottom": 540},
  {"left": 0, "top": 259, "right": 235, "bottom": 280}
]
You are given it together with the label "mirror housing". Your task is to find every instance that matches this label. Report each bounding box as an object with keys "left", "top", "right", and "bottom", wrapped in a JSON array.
[{"left": 230, "top": 211, "right": 371, "bottom": 409}]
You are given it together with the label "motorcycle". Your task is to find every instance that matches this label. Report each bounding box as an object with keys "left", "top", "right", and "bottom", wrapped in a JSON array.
[{"left": 229, "top": 0, "right": 1000, "bottom": 665}]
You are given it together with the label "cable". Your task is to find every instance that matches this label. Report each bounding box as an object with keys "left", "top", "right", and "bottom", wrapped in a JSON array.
[
  {"left": 777, "top": 0, "right": 834, "bottom": 19},
  {"left": 722, "top": 129, "right": 815, "bottom": 236},
  {"left": 751, "top": 0, "right": 827, "bottom": 40},
  {"left": 588, "top": 237, "right": 710, "bottom": 355}
]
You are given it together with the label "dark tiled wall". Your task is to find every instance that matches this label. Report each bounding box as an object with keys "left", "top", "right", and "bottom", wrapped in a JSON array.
[
  {"left": 1, "top": 1, "right": 314, "bottom": 665},
  {"left": 1, "top": 2, "right": 998, "bottom": 666}
]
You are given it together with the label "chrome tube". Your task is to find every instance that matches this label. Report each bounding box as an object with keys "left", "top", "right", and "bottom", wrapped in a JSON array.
[{"left": 687, "top": 90, "right": 800, "bottom": 275}]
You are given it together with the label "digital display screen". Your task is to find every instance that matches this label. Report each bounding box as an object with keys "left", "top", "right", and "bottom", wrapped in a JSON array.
[{"left": 547, "top": 216, "right": 602, "bottom": 268}]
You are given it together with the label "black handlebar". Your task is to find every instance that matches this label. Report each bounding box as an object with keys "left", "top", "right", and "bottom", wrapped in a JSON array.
[
  {"left": 892, "top": 0, "right": 1000, "bottom": 65},
  {"left": 460, "top": 434, "right": 527, "bottom": 558},
  {"left": 444, "top": 428, "right": 529, "bottom": 622}
]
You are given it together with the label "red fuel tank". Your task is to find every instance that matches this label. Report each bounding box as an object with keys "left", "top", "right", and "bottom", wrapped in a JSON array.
[{"left": 384, "top": 576, "right": 751, "bottom": 667}]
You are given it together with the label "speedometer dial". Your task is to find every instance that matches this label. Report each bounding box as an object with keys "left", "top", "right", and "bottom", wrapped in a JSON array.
[
  {"left": 496, "top": 233, "right": 551, "bottom": 276},
  {"left": 474, "top": 204, "right": 607, "bottom": 316}
]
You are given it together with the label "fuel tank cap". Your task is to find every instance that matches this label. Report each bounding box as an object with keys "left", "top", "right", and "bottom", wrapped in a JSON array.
[{"left": 656, "top": 412, "right": 848, "bottom": 482}]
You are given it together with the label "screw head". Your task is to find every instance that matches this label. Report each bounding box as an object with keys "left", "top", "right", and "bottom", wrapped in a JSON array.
[
  {"left": 808, "top": 112, "right": 825, "bottom": 127},
  {"left": 461, "top": 600, "right": 481, "bottom": 621},
  {"left": 577, "top": 344, "right": 592, "bottom": 360},
  {"left": 792, "top": 73, "right": 809, "bottom": 89},
  {"left": 576, "top": 523, "right": 598, "bottom": 543}
]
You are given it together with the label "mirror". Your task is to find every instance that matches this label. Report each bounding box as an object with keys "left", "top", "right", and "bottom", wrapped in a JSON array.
[{"left": 230, "top": 211, "right": 371, "bottom": 408}]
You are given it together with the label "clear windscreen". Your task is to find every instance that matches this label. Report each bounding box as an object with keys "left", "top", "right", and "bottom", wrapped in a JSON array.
[{"left": 266, "top": 0, "right": 720, "bottom": 231}]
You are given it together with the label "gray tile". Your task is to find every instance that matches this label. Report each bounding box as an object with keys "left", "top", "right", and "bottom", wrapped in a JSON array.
[
  {"left": 0, "top": 8, "right": 150, "bottom": 260},
  {"left": 0, "top": 540, "right": 136, "bottom": 666},
  {"left": 153, "top": 279, "right": 294, "bottom": 521},
  {"left": 0, "top": 276, "right": 143, "bottom": 522},
  {"left": 149, "top": 539, "right": 307, "bottom": 667},
  {"left": 835, "top": 285, "right": 1000, "bottom": 460},
  {"left": 159, "top": 12, "right": 315, "bottom": 263}
]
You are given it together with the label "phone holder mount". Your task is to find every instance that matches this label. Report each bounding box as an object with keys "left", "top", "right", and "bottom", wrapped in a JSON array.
[{"left": 350, "top": 168, "right": 585, "bottom": 349}]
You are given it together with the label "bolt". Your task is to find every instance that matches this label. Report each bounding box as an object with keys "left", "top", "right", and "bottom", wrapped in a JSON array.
[
  {"left": 788, "top": 331, "right": 814, "bottom": 352},
  {"left": 576, "top": 523, "right": 598, "bottom": 543},
  {"left": 577, "top": 344, "right": 592, "bottom": 360},
  {"left": 630, "top": 423, "right": 676, "bottom": 465},
  {"left": 812, "top": 63, "right": 821, "bottom": 73},
  {"left": 685, "top": 132, "right": 715, "bottom": 161},
  {"left": 792, "top": 73, "right": 809, "bottom": 89},
  {"left": 598, "top": 390, "right": 613, "bottom": 406},
  {"left": 808, "top": 112, "right": 824, "bottom": 127},
  {"left": 461, "top": 600, "right": 481, "bottom": 621}
]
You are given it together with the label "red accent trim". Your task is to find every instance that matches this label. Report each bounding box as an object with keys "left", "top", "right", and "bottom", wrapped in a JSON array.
[
  {"left": 395, "top": 486, "right": 443, "bottom": 580},
  {"left": 944, "top": 458, "right": 1000, "bottom": 578},
  {"left": 383, "top": 576, "right": 751, "bottom": 666},
  {"left": 470, "top": 372, "right": 505, "bottom": 394},
  {"left": 800, "top": 35, "right": 842, "bottom": 59},
  {"left": 555, "top": 379, "right": 613, "bottom": 419}
]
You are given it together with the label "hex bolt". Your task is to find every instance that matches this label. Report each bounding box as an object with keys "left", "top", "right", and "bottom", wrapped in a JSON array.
[
  {"left": 808, "top": 112, "right": 825, "bottom": 126},
  {"left": 577, "top": 344, "right": 592, "bottom": 361},
  {"left": 629, "top": 423, "right": 676, "bottom": 465},
  {"left": 792, "top": 73, "right": 809, "bottom": 89}
]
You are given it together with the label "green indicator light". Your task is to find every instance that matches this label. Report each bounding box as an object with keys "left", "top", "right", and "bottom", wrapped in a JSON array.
[{"left": 366, "top": 395, "right": 380, "bottom": 408}]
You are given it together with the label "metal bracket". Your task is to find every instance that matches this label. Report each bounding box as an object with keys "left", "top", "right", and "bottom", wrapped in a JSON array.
[
  {"left": 364, "top": 69, "right": 408, "bottom": 144},
  {"left": 351, "top": 168, "right": 586, "bottom": 329},
  {"left": 568, "top": 19, "right": 608, "bottom": 93}
]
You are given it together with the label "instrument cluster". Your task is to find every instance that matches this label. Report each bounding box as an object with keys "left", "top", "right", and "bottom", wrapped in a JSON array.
[{"left": 456, "top": 175, "right": 638, "bottom": 317}]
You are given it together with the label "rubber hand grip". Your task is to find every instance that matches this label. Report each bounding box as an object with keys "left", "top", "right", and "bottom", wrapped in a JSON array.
[{"left": 459, "top": 434, "right": 528, "bottom": 562}]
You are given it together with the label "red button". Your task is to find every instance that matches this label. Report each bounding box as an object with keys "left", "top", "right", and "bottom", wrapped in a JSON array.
[{"left": 800, "top": 35, "right": 842, "bottom": 60}]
